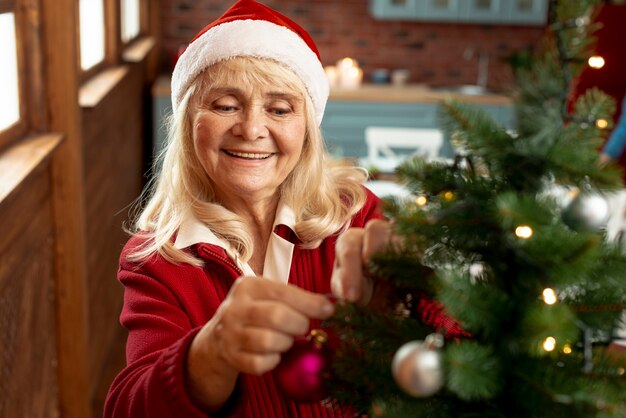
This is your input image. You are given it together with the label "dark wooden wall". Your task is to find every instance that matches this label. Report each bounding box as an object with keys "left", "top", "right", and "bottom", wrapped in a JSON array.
[
  {"left": 82, "top": 63, "right": 149, "bottom": 413},
  {"left": 0, "top": 1, "right": 161, "bottom": 417},
  {"left": 0, "top": 160, "right": 59, "bottom": 417}
]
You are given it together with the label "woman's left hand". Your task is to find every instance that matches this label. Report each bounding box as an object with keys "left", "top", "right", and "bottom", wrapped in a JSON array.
[{"left": 330, "top": 219, "right": 394, "bottom": 306}]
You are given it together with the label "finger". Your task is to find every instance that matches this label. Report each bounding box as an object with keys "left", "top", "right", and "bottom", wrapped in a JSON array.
[
  {"left": 331, "top": 228, "right": 366, "bottom": 303},
  {"left": 232, "top": 277, "right": 335, "bottom": 320},
  {"left": 211, "top": 319, "right": 284, "bottom": 375},
  {"left": 237, "top": 326, "right": 294, "bottom": 354},
  {"left": 217, "top": 323, "right": 292, "bottom": 376},
  {"left": 362, "top": 219, "right": 393, "bottom": 260},
  {"left": 228, "top": 350, "right": 282, "bottom": 376},
  {"left": 242, "top": 300, "right": 311, "bottom": 336}
]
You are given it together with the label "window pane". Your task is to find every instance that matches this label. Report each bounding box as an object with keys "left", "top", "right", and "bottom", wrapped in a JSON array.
[
  {"left": 121, "top": 0, "right": 140, "bottom": 43},
  {"left": 0, "top": 13, "right": 20, "bottom": 131},
  {"left": 79, "top": 0, "right": 105, "bottom": 70}
]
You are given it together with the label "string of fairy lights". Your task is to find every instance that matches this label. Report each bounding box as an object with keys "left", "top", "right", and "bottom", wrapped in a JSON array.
[{"left": 404, "top": 1, "right": 625, "bottom": 375}]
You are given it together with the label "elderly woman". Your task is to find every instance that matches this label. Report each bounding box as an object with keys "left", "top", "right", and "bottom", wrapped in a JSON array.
[{"left": 104, "top": 1, "right": 392, "bottom": 417}]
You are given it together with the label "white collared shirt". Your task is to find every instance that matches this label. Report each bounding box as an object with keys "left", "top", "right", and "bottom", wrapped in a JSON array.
[{"left": 173, "top": 202, "right": 296, "bottom": 283}]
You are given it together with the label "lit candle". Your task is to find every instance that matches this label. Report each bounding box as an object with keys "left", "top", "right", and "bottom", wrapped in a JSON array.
[
  {"left": 340, "top": 66, "right": 362, "bottom": 89},
  {"left": 337, "top": 57, "right": 357, "bottom": 70},
  {"left": 324, "top": 65, "right": 339, "bottom": 88},
  {"left": 336, "top": 57, "right": 362, "bottom": 89}
]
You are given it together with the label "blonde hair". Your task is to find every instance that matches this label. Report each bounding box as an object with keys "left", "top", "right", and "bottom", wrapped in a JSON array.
[{"left": 129, "top": 57, "right": 367, "bottom": 266}]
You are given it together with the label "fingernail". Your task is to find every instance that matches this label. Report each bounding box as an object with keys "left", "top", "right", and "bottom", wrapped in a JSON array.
[
  {"left": 321, "top": 302, "right": 334, "bottom": 315},
  {"left": 346, "top": 287, "right": 357, "bottom": 302}
]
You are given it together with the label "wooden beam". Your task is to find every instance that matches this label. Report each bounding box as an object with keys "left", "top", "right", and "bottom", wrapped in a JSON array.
[
  {"left": 0, "top": 0, "right": 14, "bottom": 14},
  {"left": 17, "top": 0, "right": 47, "bottom": 131},
  {"left": 40, "top": 0, "right": 91, "bottom": 417},
  {"left": 105, "top": 0, "right": 121, "bottom": 64}
]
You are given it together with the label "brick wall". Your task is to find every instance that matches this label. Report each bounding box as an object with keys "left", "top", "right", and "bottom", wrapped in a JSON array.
[{"left": 161, "top": 0, "right": 546, "bottom": 91}]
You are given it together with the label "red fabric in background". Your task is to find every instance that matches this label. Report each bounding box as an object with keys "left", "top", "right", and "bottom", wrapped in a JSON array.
[{"left": 568, "top": 4, "right": 626, "bottom": 181}]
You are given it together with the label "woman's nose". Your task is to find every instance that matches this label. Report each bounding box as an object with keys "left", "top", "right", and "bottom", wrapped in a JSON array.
[{"left": 232, "top": 108, "right": 268, "bottom": 141}]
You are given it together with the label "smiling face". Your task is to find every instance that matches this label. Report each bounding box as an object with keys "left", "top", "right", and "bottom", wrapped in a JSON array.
[{"left": 190, "top": 58, "right": 308, "bottom": 208}]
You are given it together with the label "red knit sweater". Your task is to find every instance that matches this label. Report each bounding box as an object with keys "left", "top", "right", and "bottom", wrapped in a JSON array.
[{"left": 104, "top": 191, "right": 464, "bottom": 417}]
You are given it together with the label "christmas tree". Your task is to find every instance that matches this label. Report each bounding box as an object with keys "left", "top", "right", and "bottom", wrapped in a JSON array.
[{"left": 325, "top": 1, "right": 626, "bottom": 416}]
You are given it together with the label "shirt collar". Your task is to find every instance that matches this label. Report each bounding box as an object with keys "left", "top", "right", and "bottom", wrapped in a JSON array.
[{"left": 174, "top": 201, "right": 297, "bottom": 250}]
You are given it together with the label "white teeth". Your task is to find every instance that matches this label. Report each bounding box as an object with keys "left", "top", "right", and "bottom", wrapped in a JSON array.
[{"left": 226, "top": 150, "right": 272, "bottom": 159}]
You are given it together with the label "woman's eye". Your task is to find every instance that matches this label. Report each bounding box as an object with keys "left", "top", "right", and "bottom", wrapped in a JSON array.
[
  {"left": 214, "top": 104, "right": 238, "bottom": 112},
  {"left": 209, "top": 95, "right": 241, "bottom": 112},
  {"left": 270, "top": 107, "right": 291, "bottom": 116}
]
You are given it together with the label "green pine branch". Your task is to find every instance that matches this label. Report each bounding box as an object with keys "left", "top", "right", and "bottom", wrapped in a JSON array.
[{"left": 326, "top": 0, "right": 626, "bottom": 416}]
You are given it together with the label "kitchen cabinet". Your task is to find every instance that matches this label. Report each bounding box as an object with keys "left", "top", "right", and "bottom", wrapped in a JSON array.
[
  {"left": 322, "top": 102, "right": 440, "bottom": 158},
  {"left": 460, "top": 0, "right": 504, "bottom": 24},
  {"left": 504, "top": 0, "right": 550, "bottom": 25},
  {"left": 369, "top": 0, "right": 419, "bottom": 19},
  {"left": 321, "top": 98, "right": 515, "bottom": 160},
  {"left": 422, "top": 0, "right": 460, "bottom": 22},
  {"left": 369, "top": 0, "right": 548, "bottom": 25}
]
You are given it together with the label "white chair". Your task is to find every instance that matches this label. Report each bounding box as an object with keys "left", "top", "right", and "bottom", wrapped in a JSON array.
[
  {"left": 606, "top": 189, "right": 626, "bottom": 244},
  {"left": 359, "top": 126, "right": 444, "bottom": 173}
]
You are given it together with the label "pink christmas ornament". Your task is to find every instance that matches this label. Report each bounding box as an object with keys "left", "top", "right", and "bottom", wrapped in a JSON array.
[{"left": 274, "top": 329, "right": 331, "bottom": 403}]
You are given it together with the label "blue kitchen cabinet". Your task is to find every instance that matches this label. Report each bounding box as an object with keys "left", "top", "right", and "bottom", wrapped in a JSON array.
[
  {"left": 369, "top": 0, "right": 548, "bottom": 25},
  {"left": 459, "top": 0, "right": 506, "bottom": 24},
  {"left": 322, "top": 102, "right": 438, "bottom": 158},
  {"left": 320, "top": 100, "right": 515, "bottom": 159},
  {"left": 504, "top": 0, "right": 549, "bottom": 25},
  {"left": 369, "top": 0, "right": 419, "bottom": 19},
  {"left": 421, "top": 0, "right": 461, "bottom": 22}
]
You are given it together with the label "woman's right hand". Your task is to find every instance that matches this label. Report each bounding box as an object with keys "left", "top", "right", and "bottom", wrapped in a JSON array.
[{"left": 185, "top": 276, "right": 335, "bottom": 412}]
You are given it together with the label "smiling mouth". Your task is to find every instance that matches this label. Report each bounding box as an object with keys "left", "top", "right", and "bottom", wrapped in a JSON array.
[{"left": 223, "top": 150, "right": 273, "bottom": 160}]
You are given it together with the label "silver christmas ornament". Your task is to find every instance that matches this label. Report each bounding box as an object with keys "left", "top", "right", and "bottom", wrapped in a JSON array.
[
  {"left": 391, "top": 333, "right": 444, "bottom": 397},
  {"left": 561, "top": 191, "right": 610, "bottom": 232}
]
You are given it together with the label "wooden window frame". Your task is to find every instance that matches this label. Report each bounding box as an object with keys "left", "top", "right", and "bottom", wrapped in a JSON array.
[
  {"left": 0, "top": 3, "right": 25, "bottom": 151},
  {"left": 0, "top": 0, "right": 46, "bottom": 152},
  {"left": 119, "top": 0, "right": 144, "bottom": 47},
  {"left": 78, "top": 0, "right": 117, "bottom": 83},
  {"left": 79, "top": 0, "right": 150, "bottom": 84},
  {"left": 121, "top": 0, "right": 155, "bottom": 65}
]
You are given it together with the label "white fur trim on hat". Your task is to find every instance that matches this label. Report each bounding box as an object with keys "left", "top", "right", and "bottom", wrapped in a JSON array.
[{"left": 171, "top": 19, "right": 329, "bottom": 125}]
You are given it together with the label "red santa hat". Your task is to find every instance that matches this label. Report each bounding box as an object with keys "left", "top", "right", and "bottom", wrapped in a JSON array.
[{"left": 171, "top": 0, "right": 329, "bottom": 125}]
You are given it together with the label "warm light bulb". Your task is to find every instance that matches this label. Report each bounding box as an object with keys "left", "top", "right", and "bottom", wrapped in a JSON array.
[
  {"left": 543, "top": 337, "right": 556, "bottom": 352},
  {"left": 574, "top": 16, "right": 590, "bottom": 27},
  {"left": 515, "top": 225, "right": 533, "bottom": 239},
  {"left": 595, "top": 118, "right": 609, "bottom": 129},
  {"left": 562, "top": 344, "right": 572, "bottom": 354},
  {"left": 442, "top": 191, "right": 455, "bottom": 201},
  {"left": 542, "top": 288, "right": 557, "bottom": 305},
  {"left": 415, "top": 195, "right": 428, "bottom": 206},
  {"left": 588, "top": 55, "right": 605, "bottom": 69}
]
